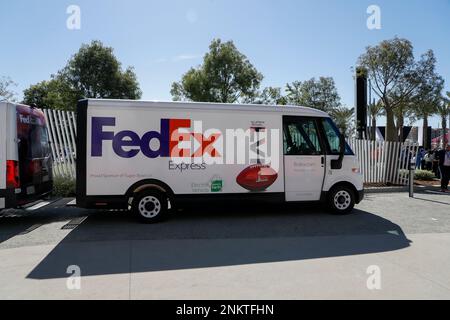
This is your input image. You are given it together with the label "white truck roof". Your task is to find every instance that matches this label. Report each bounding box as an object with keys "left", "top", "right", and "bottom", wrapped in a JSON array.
[{"left": 83, "top": 99, "right": 330, "bottom": 118}]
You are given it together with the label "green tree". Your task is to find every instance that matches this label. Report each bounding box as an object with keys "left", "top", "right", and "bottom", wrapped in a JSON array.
[
  {"left": 252, "top": 87, "right": 287, "bottom": 105},
  {"left": 22, "top": 78, "right": 77, "bottom": 111},
  {"left": 60, "top": 40, "right": 141, "bottom": 100},
  {"left": 0, "top": 76, "right": 17, "bottom": 101},
  {"left": 330, "top": 106, "right": 355, "bottom": 138},
  {"left": 23, "top": 40, "right": 142, "bottom": 111},
  {"left": 358, "top": 38, "right": 438, "bottom": 142},
  {"left": 285, "top": 77, "right": 341, "bottom": 112},
  {"left": 171, "top": 39, "right": 263, "bottom": 103},
  {"left": 411, "top": 72, "right": 444, "bottom": 149},
  {"left": 437, "top": 92, "right": 450, "bottom": 146}
]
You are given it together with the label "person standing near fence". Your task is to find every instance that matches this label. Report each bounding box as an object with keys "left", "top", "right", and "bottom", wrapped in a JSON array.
[
  {"left": 424, "top": 150, "right": 434, "bottom": 171},
  {"left": 416, "top": 147, "right": 425, "bottom": 170},
  {"left": 436, "top": 144, "right": 450, "bottom": 193},
  {"left": 432, "top": 148, "right": 441, "bottom": 178}
]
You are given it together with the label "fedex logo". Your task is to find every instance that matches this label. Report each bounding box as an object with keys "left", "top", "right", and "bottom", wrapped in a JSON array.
[{"left": 91, "top": 117, "right": 221, "bottom": 159}]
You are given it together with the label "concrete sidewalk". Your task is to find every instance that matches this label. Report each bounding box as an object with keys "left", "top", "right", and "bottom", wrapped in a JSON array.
[
  {"left": 0, "top": 192, "right": 449, "bottom": 299},
  {"left": 0, "top": 233, "right": 449, "bottom": 299}
]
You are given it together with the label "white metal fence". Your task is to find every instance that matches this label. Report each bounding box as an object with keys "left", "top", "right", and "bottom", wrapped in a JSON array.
[
  {"left": 349, "top": 139, "right": 419, "bottom": 185},
  {"left": 43, "top": 109, "right": 77, "bottom": 179},
  {"left": 44, "top": 110, "right": 419, "bottom": 186}
]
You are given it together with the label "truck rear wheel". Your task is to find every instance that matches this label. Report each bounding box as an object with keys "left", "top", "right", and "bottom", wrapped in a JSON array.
[
  {"left": 328, "top": 186, "right": 355, "bottom": 215},
  {"left": 132, "top": 190, "right": 168, "bottom": 223}
]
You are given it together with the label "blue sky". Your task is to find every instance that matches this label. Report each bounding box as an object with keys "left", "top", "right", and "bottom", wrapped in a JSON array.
[{"left": 1, "top": 0, "right": 449, "bottom": 127}]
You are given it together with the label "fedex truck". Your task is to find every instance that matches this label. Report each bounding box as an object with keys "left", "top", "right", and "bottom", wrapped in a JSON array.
[
  {"left": 0, "top": 102, "right": 53, "bottom": 210},
  {"left": 76, "top": 99, "right": 364, "bottom": 223}
]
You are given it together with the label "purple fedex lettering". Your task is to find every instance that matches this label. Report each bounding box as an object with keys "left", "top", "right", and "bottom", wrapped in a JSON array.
[
  {"left": 91, "top": 117, "right": 170, "bottom": 158},
  {"left": 91, "top": 117, "right": 115, "bottom": 157},
  {"left": 140, "top": 119, "right": 170, "bottom": 158},
  {"left": 113, "top": 131, "right": 140, "bottom": 158}
]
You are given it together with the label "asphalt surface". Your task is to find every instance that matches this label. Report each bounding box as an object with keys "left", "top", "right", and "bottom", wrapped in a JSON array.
[{"left": 0, "top": 190, "right": 450, "bottom": 299}]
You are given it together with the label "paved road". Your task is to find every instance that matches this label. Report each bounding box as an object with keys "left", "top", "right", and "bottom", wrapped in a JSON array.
[{"left": 0, "top": 191, "right": 450, "bottom": 300}]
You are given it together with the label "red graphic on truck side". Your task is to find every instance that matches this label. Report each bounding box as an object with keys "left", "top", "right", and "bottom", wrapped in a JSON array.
[{"left": 236, "top": 164, "right": 278, "bottom": 192}]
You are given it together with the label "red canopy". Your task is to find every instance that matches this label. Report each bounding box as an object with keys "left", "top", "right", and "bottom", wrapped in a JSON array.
[{"left": 432, "top": 133, "right": 450, "bottom": 143}]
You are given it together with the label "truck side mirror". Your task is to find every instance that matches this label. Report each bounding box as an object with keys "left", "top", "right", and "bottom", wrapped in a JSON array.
[{"left": 331, "top": 134, "right": 346, "bottom": 170}]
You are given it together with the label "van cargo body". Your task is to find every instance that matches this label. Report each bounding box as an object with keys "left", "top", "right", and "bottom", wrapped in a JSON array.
[
  {"left": 77, "top": 99, "right": 364, "bottom": 222},
  {"left": 0, "top": 102, "right": 53, "bottom": 209}
]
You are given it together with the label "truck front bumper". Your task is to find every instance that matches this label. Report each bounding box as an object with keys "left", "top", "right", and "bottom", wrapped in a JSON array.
[{"left": 357, "top": 189, "right": 365, "bottom": 204}]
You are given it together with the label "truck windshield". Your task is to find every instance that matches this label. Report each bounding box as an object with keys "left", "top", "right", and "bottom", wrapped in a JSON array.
[{"left": 322, "top": 118, "right": 354, "bottom": 155}]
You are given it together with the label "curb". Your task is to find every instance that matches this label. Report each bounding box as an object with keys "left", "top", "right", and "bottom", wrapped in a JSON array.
[
  {"left": 365, "top": 185, "right": 441, "bottom": 194},
  {"left": 365, "top": 187, "right": 408, "bottom": 194}
]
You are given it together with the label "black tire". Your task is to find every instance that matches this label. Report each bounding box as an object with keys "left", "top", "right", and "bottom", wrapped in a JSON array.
[
  {"left": 328, "top": 186, "right": 355, "bottom": 215},
  {"left": 132, "top": 190, "right": 168, "bottom": 223}
]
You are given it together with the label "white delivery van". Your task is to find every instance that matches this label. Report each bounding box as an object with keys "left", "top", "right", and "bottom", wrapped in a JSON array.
[
  {"left": 76, "top": 99, "right": 364, "bottom": 223},
  {"left": 0, "top": 102, "right": 53, "bottom": 210}
]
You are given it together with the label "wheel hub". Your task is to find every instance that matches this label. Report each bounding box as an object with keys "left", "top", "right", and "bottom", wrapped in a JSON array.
[
  {"left": 334, "top": 191, "right": 351, "bottom": 210},
  {"left": 338, "top": 196, "right": 346, "bottom": 204},
  {"left": 145, "top": 202, "right": 156, "bottom": 212},
  {"left": 138, "top": 196, "right": 161, "bottom": 218}
]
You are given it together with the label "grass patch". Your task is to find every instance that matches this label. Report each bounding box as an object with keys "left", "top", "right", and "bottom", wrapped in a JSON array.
[
  {"left": 53, "top": 176, "right": 76, "bottom": 197},
  {"left": 414, "top": 170, "right": 436, "bottom": 181}
]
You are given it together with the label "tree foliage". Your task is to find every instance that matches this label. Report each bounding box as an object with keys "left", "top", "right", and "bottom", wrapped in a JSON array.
[
  {"left": 330, "top": 106, "right": 355, "bottom": 138},
  {"left": 358, "top": 37, "right": 440, "bottom": 142},
  {"left": 278, "top": 77, "right": 349, "bottom": 134},
  {"left": 60, "top": 40, "right": 141, "bottom": 100},
  {"left": 0, "top": 76, "right": 17, "bottom": 102},
  {"left": 285, "top": 77, "right": 341, "bottom": 113},
  {"left": 23, "top": 40, "right": 141, "bottom": 111},
  {"left": 252, "top": 87, "right": 287, "bottom": 105},
  {"left": 411, "top": 64, "right": 444, "bottom": 148},
  {"left": 171, "top": 39, "right": 263, "bottom": 103},
  {"left": 411, "top": 69, "right": 444, "bottom": 119},
  {"left": 23, "top": 78, "right": 77, "bottom": 111}
]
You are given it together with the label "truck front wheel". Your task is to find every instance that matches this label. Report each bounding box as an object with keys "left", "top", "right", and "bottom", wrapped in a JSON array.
[
  {"left": 328, "top": 186, "right": 355, "bottom": 215},
  {"left": 132, "top": 190, "right": 168, "bottom": 223}
]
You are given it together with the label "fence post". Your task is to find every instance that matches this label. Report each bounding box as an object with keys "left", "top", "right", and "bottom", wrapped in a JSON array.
[
  {"left": 43, "top": 109, "right": 62, "bottom": 178},
  {"left": 409, "top": 156, "right": 415, "bottom": 198},
  {"left": 349, "top": 139, "right": 416, "bottom": 186},
  {"left": 44, "top": 109, "right": 78, "bottom": 178},
  {"left": 59, "top": 110, "right": 76, "bottom": 177}
]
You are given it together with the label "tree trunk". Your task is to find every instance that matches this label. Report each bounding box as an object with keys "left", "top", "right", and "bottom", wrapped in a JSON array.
[
  {"left": 385, "top": 108, "right": 397, "bottom": 142},
  {"left": 423, "top": 116, "right": 429, "bottom": 150},
  {"left": 371, "top": 117, "right": 377, "bottom": 141},
  {"left": 397, "top": 116, "right": 404, "bottom": 143}
]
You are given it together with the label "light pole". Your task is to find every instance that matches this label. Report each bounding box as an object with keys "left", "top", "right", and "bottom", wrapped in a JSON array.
[
  {"left": 368, "top": 78, "right": 372, "bottom": 139},
  {"left": 356, "top": 67, "right": 368, "bottom": 140}
]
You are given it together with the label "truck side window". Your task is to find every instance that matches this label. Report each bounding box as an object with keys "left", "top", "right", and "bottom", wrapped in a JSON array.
[{"left": 283, "top": 118, "right": 322, "bottom": 156}]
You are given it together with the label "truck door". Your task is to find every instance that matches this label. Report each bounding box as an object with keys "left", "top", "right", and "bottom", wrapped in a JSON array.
[
  {"left": 283, "top": 116, "right": 325, "bottom": 201},
  {"left": 16, "top": 107, "right": 53, "bottom": 204},
  {"left": 0, "top": 105, "right": 6, "bottom": 210}
]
